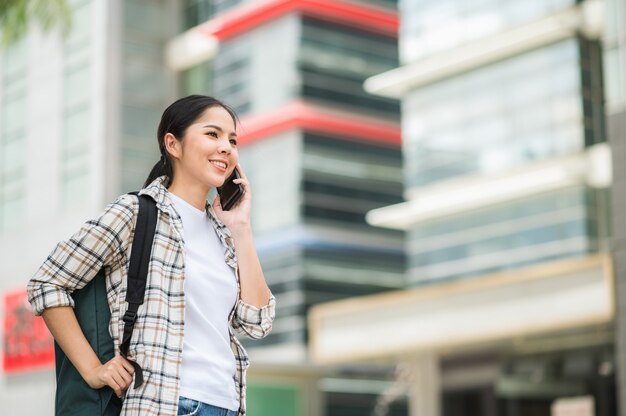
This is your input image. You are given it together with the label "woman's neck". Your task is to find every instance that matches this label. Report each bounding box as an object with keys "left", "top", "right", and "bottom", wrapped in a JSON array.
[{"left": 167, "top": 177, "right": 210, "bottom": 212}]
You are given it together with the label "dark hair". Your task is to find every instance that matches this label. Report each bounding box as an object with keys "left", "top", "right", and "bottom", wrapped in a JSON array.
[{"left": 143, "top": 95, "right": 239, "bottom": 188}]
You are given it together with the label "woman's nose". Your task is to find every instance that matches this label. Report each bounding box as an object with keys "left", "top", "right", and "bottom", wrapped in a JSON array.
[{"left": 218, "top": 139, "right": 232, "bottom": 153}]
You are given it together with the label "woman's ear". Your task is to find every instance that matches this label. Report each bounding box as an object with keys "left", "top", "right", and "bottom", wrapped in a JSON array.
[{"left": 163, "top": 133, "right": 181, "bottom": 160}]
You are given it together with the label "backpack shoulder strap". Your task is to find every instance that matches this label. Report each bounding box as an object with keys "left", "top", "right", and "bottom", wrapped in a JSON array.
[{"left": 120, "top": 192, "right": 158, "bottom": 389}]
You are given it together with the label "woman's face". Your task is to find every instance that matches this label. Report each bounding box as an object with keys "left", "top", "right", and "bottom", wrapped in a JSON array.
[{"left": 172, "top": 105, "right": 239, "bottom": 190}]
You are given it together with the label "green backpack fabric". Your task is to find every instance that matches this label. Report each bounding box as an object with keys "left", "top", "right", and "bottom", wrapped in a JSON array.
[{"left": 54, "top": 193, "right": 157, "bottom": 416}]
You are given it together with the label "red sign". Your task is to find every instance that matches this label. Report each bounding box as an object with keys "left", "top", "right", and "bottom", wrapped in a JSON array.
[{"left": 3, "top": 288, "right": 54, "bottom": 373}]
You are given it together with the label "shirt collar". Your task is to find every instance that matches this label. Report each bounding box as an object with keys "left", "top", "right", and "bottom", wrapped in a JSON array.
[{"left": 138, "top": 175, "right": 176, "bottom": 217}]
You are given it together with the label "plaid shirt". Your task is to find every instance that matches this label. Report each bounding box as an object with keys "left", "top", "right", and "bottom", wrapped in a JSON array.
[{"left": 27, "top": 176, "right": 276, "bottom": 416}]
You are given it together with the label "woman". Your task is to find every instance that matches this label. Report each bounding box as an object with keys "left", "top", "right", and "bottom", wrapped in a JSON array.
[{"left": 28, "top": 95, "right": 276, "bottom": 416}]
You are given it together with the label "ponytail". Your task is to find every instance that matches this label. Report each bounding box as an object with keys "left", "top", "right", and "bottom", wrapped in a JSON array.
[{"left": 143, "top": 155, "right": 172, "bottom": 188}]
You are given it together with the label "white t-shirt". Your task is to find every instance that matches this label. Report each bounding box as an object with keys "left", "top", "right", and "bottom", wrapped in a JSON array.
[{"left": 169, "top": 191, "right": 239, "bottom": 411}]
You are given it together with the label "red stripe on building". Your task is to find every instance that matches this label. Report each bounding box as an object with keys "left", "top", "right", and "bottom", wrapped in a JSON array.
[
  {"left": 237, "top": 100, "right": 401, "bottom": 146},
  {"left": 198, "top": 0, "right": 398, "bottom": 40}
]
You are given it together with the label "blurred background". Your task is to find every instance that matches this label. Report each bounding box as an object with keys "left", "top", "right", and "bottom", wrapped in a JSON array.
[{"left": 0, "top": 0, "right": 625, "bottom": 415}]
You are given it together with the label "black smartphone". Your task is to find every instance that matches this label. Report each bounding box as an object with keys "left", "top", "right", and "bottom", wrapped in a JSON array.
[{"left": 217, "top": 168, "right": 244, "bottom": 210}]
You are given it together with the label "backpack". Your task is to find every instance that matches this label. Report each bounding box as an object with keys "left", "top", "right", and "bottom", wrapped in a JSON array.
[{"left": 54, "top": 193, "right": 158, "bottom": 416}]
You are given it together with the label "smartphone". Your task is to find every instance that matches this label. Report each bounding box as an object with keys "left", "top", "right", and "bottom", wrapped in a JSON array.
[{"left": 217, "top": 168, "right": 244, "bottom": 211}]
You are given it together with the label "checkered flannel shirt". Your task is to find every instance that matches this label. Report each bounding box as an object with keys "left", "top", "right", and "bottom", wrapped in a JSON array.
[{"left": 27, "top": 176, "right": 276, "bottom": 415}]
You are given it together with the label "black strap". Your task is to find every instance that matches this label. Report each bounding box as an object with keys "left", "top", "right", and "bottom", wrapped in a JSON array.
[{"left": 120, "top": 193, "right": 157, "bottom": 389}]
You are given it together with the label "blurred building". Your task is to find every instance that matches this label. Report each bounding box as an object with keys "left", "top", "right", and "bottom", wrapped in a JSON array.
[
  {"left": 0, "top": 0, "right": 179, "bottom": 413},
  {"left": 311, "top": 0, "right": 624, "bottom": 416},
  {"left": 0, "top": 0, "right": 406, "bottom": 415},
  {"left": 172, "top": 1, "right": 408, "bottom": 414},
  {"left": 5, "top": 0, "right": 625, "bottom": 415},
  {"left": 605, "top": 0, "right": 626, "bottom": 413}
]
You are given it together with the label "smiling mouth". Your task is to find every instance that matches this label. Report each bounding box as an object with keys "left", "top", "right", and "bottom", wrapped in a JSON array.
[{"left": 209, "top": 160, "right": 227, "bottom": 170}]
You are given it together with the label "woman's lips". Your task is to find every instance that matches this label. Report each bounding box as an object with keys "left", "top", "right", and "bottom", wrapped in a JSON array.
[{"left": 209, "top": 160, "right": 227, "bottom": 172}]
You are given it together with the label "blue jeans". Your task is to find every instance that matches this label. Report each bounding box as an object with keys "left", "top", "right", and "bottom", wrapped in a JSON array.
[{"left": 177, "top": 396, "right": 238, "bottom": 416}]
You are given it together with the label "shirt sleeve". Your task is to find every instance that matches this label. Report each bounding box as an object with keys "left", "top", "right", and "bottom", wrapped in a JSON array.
[
  {"left": 231, "top": 293, "right": 276, "bottom": 340},
  {"left": 27, "top": 194, "right": 136, "bottom": 316}
]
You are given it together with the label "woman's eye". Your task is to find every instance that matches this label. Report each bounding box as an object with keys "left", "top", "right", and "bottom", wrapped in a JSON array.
[
  {"left": 207, "top": 131, "right": 218, "bottom": 138},
  {"left": 229, "top": 139, "right": 238, "bottom": 146}
]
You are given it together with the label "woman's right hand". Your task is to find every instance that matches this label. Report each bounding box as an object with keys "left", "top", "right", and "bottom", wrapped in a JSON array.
[
  {"left": 41, "top": 307, "right": 136, "bottom": 399},
  {"left": 84, "top": 356, "right": 135, "bottom": 398}
]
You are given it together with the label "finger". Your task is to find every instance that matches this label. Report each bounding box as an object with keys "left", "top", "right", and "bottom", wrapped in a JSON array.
[
  {"left": 235, "top": 164, "right": 248, "bottom": 179},
  {"left": 233, "top": 178, "right": 248, "bottom": 188},
  {"left": 119, "top": 369, "right": 133, "bottom": 387},
  {"left": 118, "top": 357, "right": 135, "bottom": 374},
  {"left": 110, "top": 371, "right": 126, "bottom": 390},
  {"left": 113, "top": 360, "right": 133, "bottom": 384},
  {"left": 233, "top": 178, "right": 250, "bottom": 191},
  {"left": 107, "top": 378, "right": 122, "bottom": 398}
]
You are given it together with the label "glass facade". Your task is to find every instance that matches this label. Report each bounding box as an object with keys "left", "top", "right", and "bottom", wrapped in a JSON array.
[
  {"left": 212, "top": 13, "right": 302, "bottom": 116},
  {"left": 403, "top": 34, "right": 607, "bottom": 285},
  {"left": 404, "top": 39, "right": 585, "bottom": 189},
  {"left": 300, "top": 122, "right": 407, "bottom": 301},
  {"left": 402, "top": 6, "right": 608, "bottom": 287},
  {"left": 407, "top": 186, "right": 609, "bottom": 284},
  {"left": 268, "top": 133, "right": 405, "bottom": 348},
  {"left": 300, "top": 18, "right": 400, "bottom": 118},
  {"left": 400, "top": 0, "right": 576, "bottom": 64},
  {"left": 302, "top": 133, "right": 403, "bottom": 227},
  {"left": 0, "top": 38, "right": 27, "bottom": 231}
]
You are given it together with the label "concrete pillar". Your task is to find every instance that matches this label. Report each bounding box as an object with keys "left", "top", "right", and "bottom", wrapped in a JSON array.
[
  {"left": 610, "top": 109, "right": 626, "bottom": 416},
  {"left": 408, "top": 351, "right": 441, "bottom": 416},
  {"left": 301, "top": 374, "right": 325, "bottom": 416}
]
